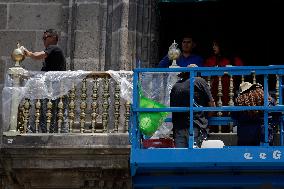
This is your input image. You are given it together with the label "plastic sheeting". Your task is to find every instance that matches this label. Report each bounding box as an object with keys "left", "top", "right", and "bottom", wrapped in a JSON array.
[
  {"left": 2, "top": 70, "right": 91, "bottom": 131},
  {"left": 2, "top": 69, "right": 179, "bottom": 137},
  {"left": 108, "top": 71, "right": 179, "bottom": 137},
  {"left": 109, "top": 71, "right": 179, "bottom": 137},
  {"left": 5, "top": 70, "right": 92, "bottom": 100},
  {"left": 107, "top": 70, "right": 134, "bottom": 103},
  {"left": 138, "top": 72, "right": 178, "bottom": 138}
]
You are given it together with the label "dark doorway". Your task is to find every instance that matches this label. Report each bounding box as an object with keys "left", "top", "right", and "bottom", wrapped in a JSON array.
[{"left": 158, "top": 0, "right": 284, "bottom": 66}]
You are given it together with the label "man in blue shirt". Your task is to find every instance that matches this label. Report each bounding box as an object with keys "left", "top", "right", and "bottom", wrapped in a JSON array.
[{"left": 158, "top": 35, "right": 203, "bottom": 67}]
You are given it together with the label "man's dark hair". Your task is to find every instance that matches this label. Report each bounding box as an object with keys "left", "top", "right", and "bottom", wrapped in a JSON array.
[
  {"left": 182, "top": 33, "right": 194, "bottom": 41},
  {"left": 44, "top": 29, "right": 59, "bottom": 42}
]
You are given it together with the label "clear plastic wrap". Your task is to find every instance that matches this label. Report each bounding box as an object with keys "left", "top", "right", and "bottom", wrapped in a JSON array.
[
  {"left": 107, "top": 71, "right": 178, "bottom": 105},
  {"left": 140, "top": 72, "right": 178, "bottom": 106},
  {"left": 107, "top": 70, "right": 134, "bottom": 103},
  {"left": 139, "top": 72, "right": 178, "bottom": 137},
  {"left": 2, "top": 69, "right": 178, "bottom": 137},
  {"left": 109, "top": 71, "right": 178, "bottom": 137},
  {"left": 2, "top": 70, "right": 91, "bottom": 130}
]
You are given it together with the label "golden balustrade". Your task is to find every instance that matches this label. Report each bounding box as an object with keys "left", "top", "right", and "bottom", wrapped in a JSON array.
[
  {"left": 46, "top": 99, "right": 53, "bottom": 133},
  {"left": 91, "top": 77, "right": 99, "bottom": 133},
  {"left": 102, "top": 76, "right": 110, "bottom": 133},
  {"left": 276, "top": 75, "right": 279, "bottom": 105},
  {"left": 10, "top": 70, "right": 283, "bottom": 135},
  {"left": 14, "top": 71, "right": 131, "bottom": 134},
  {"left": 22, "top": 98, "right": 31, "bottom": 133},
  {"left": 114, "top": 82, "right": 121, "bottom": 133},
  {"left": 57, "top": 96, "right": 64, "bottom": 133},
  {"left": 80, "top": 78, "right": 87, "bottom": 133},
  {"left": 252, "top": 72, "right": 256, "bottom": 84},
  {"left": 124, "top": 102, "right": 131, "bottom": 133},
  {"left": 205, "top": 70, "right": 281, "bottom": 134},
  {"left": 228, "top": 75, "right": 234, "bottom": 133},
  {"left": 68, "top": 82, "right": 76, "bottom": 133},
  {"left": 35, "top": 99, "right": 41, "bottom": 133},
  {"left": 217, "top": 76, "right": 223, "bottom": 133}
]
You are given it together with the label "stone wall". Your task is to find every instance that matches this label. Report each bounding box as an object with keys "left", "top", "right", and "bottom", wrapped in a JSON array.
[
  {"left": 0, "top": 0, "right": 70, "bottom": 137},
  {"left": 0, "top": 134, "right": 131, "bottom": 189},
  {"left": 0, "top": 0, "right": 159, "bottom": 121}
]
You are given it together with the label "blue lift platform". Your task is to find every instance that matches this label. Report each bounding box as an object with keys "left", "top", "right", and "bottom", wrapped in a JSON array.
[{"left": 130, "top": 66, "right": 284, "bottom": 188}]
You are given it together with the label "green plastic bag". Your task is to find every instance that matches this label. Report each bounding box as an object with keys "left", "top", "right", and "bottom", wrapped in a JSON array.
[{"left": 139, "top": 95, "right": 169, "bottom": 137}]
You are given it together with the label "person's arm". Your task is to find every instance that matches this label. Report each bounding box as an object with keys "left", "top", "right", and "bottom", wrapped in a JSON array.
[
  {"left": 199, "top": 78, "right": 216, "bottom": 116},
  {"left": 207, "top": 99, "right": 216, "bottom": 117},
  {"left": 24, "top": 49, "right": 47, "bottom": 60},
  {"left": 158, "top": 55, "right": 171, "bottom": 68}
]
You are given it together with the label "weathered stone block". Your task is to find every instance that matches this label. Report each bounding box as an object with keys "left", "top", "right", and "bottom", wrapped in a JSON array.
[
  {"left": 142, "top": 36, "right": 148, "bottom": 48},
  {"left": 76, "top": 0, "right": 101, "bottom": 3},
  {"left": 110, "top": 32, "right": 119, "bottom": 70},
  {"left": 0, "top": 0, "right": 69, "bottom": 4},
  {"left": 0, "top": 83, "right": 3, "bottom": 120},
  {"left": 58, "top": 35, "right": 68, "bottom": 56},
  {"left": 74, "top": 31, "right": 100, "bottom": 59},
  {"left": 129, "top": 2, "right": 137, "bottom": 31},
  {"left": 0, "top": 56, "right": 10, "bottom": 76},
  {"left": 73, "top": 58, "right": 100, "bottom": 71},
  {"left": 61, "top": 6, "right": 69, "bottom": 33},
  {"left": 34, "top": 31, "right": 46, "bottom": 52},
  {"left": 8, "top": 4, "right": 63, "bottom": 30},
  {"left": 0, "top": 57, "right": 5, "bottom": 83},
  {"left": 21, "top": 58, "right": 43, "bottom": 71},
  {"left": 112, "top": 3, "right": 122, "bottom": 32},
  {"left": 73, "top": 58, "right": 86, "bottom": 70},
  {"left": 0, "top": 4, "right": 7, "bottom": 30},
  {"left": 136, "top": 3, "right": 143, "bottom": 33},
  {"left": 76, "top": 3, "right": 101, "bottom": 31},
  {"left": 0, "top": 31, "right": 36, "bottom": 57}
]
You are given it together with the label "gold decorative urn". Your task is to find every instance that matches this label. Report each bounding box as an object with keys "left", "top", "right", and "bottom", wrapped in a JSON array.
[
  {"left": 168, "top": 40, "right": 181, "bottom": 68},
  {"left": 11, "top": 42, "right": 25, "bottom": 67}
]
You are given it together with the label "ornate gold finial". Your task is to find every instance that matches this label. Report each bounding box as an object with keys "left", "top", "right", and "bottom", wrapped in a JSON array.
[
  {"left": 11, "top": 42, "right": 25, "bottom": 67},
  {"left": 168, "top": 40, "right": 181, "bottom": 68}
]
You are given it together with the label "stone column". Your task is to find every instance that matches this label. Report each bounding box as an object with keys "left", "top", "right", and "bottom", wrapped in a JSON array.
[{"left": 3, "top": 44, "right": 27, "bottom": 136}]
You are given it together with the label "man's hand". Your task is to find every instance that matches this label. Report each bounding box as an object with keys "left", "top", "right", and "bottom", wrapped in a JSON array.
[
  {"left": 22, "top": 48, "right": 47, "bottom": 60},
  {"left": 187, "top": 64, "right": 197, "bottom": 68},
  {"left": 19, "top": 46, "right": 31, "bottom": 57},
  {"left": 19, "top": 46, "right": 27, "bottom": 52},
  {"left": 22, "top": 48, "right": 32, "bottom": 57}
]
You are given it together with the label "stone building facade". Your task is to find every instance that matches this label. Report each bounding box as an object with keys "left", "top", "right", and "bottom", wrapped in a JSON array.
[
  {"left": 0, "top": 0, "right": 159, "bottom": 119},
  {"left": 0, "top": 0, "right": 159, "bottom": 188}
]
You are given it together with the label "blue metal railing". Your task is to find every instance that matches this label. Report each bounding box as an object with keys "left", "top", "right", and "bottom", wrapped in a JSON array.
[
  {"left": 130, "top": 66, "right": 284, "bottom": 188},
  {"left": 131, "top": 66, "right": 284, "bottom": 148}
]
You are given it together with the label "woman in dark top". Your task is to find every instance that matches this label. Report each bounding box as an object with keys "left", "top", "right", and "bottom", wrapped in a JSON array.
[{"left": 204, "top": 39, "right": 244, "bottom": 133}]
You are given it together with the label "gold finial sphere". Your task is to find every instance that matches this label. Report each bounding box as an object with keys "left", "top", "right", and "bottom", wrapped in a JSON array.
[
  {"left": 11, "top": 42, "right": 25, "bottom": 65},
  {"left": 168, "top": 40, "right": 181, "bottom": 60}
]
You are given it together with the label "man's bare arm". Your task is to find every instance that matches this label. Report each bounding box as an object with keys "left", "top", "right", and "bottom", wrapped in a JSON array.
[{"left": 25, "top": 49, "right": 47, "bottom": 60}]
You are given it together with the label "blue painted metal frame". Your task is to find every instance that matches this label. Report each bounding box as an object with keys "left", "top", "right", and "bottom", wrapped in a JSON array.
[{"left": 130, "top": 66, "right": 284, "bottom": 188}]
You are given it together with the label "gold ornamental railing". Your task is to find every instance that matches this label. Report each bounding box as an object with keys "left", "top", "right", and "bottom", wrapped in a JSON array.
[
  {"left": 14, "top": 72, "right": 131, "bottom": 134},
  {"left": 3, "top": 70, "right": 282, "bottom": 136}
]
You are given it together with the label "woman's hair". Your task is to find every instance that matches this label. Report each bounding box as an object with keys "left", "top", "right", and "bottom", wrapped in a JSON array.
[{"left": 212, "top": 39, "right": 226, "bottom": 55}]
